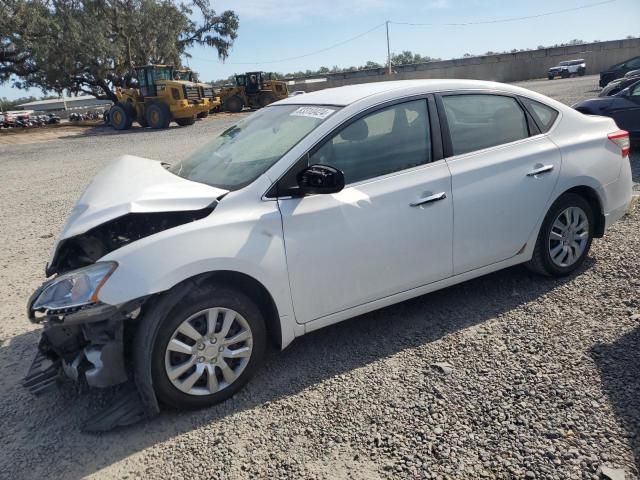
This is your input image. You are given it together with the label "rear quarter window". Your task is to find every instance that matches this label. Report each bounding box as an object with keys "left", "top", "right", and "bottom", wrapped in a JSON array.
[{"left": 519, "top": 97, "right": 559, "bottom": 133}]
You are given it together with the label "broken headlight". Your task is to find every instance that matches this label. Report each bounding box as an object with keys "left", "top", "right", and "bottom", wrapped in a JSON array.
[{"left": 33, "top": 262, "right": 117, "bottom": 312}]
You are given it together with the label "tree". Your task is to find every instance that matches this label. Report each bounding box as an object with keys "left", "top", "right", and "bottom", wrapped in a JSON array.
[
  {"left": 391, "top": 51, "right": 438, "bottom": 66},
  {"left": 1, "top": 0, "right": 238, "bottom": 101}
]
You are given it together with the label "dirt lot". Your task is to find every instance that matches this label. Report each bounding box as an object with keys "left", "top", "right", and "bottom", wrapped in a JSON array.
[{"left": 1, "top": 75, "right": 639, "bottom": 480}]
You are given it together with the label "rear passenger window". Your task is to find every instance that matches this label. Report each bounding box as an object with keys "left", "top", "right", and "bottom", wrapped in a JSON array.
[
  {"left": 519, "top": 97, "right": 559, "bottom": 133},
  {"left": 442, "top": 95, "right": 529, "bottom": 155},
  {"left": 309, "top": 100, "right": 431, "bottom": 184}
]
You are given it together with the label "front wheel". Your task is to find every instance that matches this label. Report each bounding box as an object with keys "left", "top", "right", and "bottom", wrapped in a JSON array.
[
  {"left": 224, "top": 95, "right": 243, "bottom": 113},
  {"left": 526, "top": 193, "right": 594, "bottom": 277},
  {"left": 197, "top": 111, "right": 209, "bottom": 119},
  {"left": 147, "top": 286, "right": 267, "bottom": 410},
  {"left": 109, "top": 103, "right": 132, "bottom": 130},
  {"left": 175, "top": 116, "right": 196, "bottom": 126},
  {"left": 145, "top": 103, "right": 171, "bottom": 129}
]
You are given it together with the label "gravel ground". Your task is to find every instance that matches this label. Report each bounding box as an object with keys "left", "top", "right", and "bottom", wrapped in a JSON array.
[{"left": 0, "top": 76, "right": 639, "bottom": 480}]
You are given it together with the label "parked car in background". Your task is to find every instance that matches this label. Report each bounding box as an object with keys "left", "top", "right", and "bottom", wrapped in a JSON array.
[
  {"left": 574, "top": 79, "right": 640, "bottom": 141},
  {"left": 599, "top": 56, "right": 640, "bottom": 87},
  {"left": 599, "top": 69, "right": 640, "bottom": 97},
  {"left": 47, "top": 113, "right": 61, "bottom": 125},
  {"left": 548, "top": 59, "right": 586, "bottom": 79},
  {"left": 25, "top": 80, "right": 632, "bottom": 428}
]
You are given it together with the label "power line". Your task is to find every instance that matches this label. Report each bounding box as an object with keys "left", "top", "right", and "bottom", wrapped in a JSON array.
[
  {"left": 190, "top": 23, "right": 386, "bottom": 65},
  {"left": 390, "top": 0, "right": 616, "bottom": 27},
  {"left": 188, "top": 0, "right": 616, "bottom": 67}
]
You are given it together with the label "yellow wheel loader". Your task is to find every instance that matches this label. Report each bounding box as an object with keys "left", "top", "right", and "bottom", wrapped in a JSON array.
[
  {"left": 108, "top": 65, "right": 211, "bottom": 130},
  {"left": 174, "top": 69, "right": 221, "bottom": 117},
  {"left": 220, "top": 72, "right": 288, "bottom": 113}
]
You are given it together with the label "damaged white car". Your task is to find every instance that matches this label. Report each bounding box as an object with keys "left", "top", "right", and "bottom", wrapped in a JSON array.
[{"left": 25, "top": 80, "right": 632, "bottom": 430}]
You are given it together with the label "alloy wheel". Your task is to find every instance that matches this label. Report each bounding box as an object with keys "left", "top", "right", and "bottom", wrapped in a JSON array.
[
  {"left": 164, "top": 307, "right": 253, "bottom": 396},
  {"left": 548, "top": 206, "right": 589, "bottom": 268}
]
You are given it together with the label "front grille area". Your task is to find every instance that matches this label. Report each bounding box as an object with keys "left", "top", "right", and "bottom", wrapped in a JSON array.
[
  {"left": 200, "top": 86, "right": 215, "bottom": 99},
  {"left": 183, "top": 85, "right": 200, "bottom": 101}
]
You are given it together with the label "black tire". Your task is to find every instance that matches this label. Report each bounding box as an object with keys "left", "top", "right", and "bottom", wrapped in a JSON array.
[
  {"left": 197, "top": 111, "right": 209, "bottom": 119},
  {"left": 224, "top": 95, "right": 243, "bottom": 113},
  {"left": 258, "top": 92, "right": 276, "bottom": 108},
  {"left": 548, "top": 75, "right": 554, "bottom": 80},
  {"left": 561, "top": 71, "right": 570, "bottom": 79},
  {"left": 526, "top": 193, "right": 594, "bottom": 277},
  {"left": 145, "top": 285, "right": 267, "bottom": 410},
  {"left": 145, "top": 103, "right": 171, "bottom": 129},
  {"left": 578, "top": 68, "right": 586, "bottom": 77},
  {"left": 175, "top": 116, "right": 196, "bottom": 126},
  {"left": 109, "top": 103, "right": 132, "bottom": 130}
]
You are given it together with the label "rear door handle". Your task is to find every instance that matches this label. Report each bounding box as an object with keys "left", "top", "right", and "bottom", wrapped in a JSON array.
[
  {"left": 410, "top": 192, "right": 447, "bottom": 207},
  {"left": 527, "top": 165, "right": 554, "bottom": 176}
]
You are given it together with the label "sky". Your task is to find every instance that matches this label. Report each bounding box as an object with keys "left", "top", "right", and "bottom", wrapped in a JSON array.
[{"left": 2, "top": 0, "right": 639, "bottom": 100}]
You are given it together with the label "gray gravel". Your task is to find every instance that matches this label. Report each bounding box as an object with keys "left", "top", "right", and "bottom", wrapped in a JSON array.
[{"left": 1, "top": 76, "right": 639, "bottom": 480}]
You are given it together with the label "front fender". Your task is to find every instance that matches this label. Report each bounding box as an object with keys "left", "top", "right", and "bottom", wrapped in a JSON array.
[{"left": 97, "top": 194, "right": 295, "bottom": 329}]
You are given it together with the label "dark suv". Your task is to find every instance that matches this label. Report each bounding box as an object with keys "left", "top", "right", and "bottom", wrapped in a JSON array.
[{"left": 599, "top": 56, "right": 640, "bottom": 87}]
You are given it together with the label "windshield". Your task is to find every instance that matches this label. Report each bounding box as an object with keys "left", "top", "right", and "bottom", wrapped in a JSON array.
[
  {"left": 153, "top": 67, "right": 173, "bottom": 81},
  {"left": 170, "top": 105, "right": 340, "bottom": 190}
]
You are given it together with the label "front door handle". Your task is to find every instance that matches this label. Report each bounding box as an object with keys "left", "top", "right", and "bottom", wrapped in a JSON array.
[
  {"left": 410, "top": 192, "right": 447, "bottom": 207},
  {"left": 527, "top": 164, "right": 554, "bottom": 176}
]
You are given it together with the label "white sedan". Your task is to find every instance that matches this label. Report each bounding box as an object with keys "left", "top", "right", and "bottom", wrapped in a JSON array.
[{"left": 26, "top": 80, "right": 632, "bottom": 424}]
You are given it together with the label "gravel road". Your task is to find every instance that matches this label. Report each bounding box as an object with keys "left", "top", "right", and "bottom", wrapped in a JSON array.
[{"left": 0, "top": 75, "right": 639, "bottom": 480}]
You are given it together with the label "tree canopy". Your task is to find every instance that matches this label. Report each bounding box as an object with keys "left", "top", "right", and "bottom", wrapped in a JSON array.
[{"left": 0, "top": 0, "right": 238, "bottom": 101}]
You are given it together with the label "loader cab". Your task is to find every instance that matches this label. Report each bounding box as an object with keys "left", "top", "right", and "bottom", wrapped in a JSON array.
[
  {"left": 237, "top": 72, "right": 266, "bottom": 95},
  {"left": 135, "top": 65, "right": 174, "bottom": 98},
  {"left": 174, "top": 69, "right": 197, "bottom": 82}
]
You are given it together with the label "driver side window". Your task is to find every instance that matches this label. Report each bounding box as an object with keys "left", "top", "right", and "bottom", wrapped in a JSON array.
[{"left": 309, "top": 100, "right": 432, "bottom": 184}]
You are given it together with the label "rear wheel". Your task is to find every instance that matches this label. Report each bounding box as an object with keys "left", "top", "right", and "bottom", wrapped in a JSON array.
[
  {"left": 109, "top": 103, "right": 132, "bottom": 130},
  {"left": 175, "top": 116, "right": 196, "bottom": 126},
  {"left": 145, "top": 103, "right": 171, "bottom": 129},
  {"left": 148, "top": 286, "right": 267, "bottom": 410},
  {"left": 547, "top": 75, "right": 554, "bottom": 80},
  {"left": 526, "top": 193, "right": 594, "bottom": 277},
  {"left": 197, "top": 111, "right": 209, "bottom": 119},
  {"left": 224, "top": 95, "right": 243, "bottom": 113}
]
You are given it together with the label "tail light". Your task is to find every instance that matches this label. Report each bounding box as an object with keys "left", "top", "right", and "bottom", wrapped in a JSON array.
[{"left": 608, "top": 130, "right": 630, "bottom": 158}]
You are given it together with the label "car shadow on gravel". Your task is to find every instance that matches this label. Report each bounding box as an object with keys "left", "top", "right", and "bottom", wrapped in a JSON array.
[
  {"left": 1, "top": 260, "right": 593, "bottom": 479},
  {"left": 592, "top": 326, "right": 640, "bottom": 471}
]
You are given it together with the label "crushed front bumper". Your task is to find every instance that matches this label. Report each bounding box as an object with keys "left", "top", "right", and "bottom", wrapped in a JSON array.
[
  {"left": 24, "top": 285, "right": 145, "bottom": 393},
  {"left": 23, "top": 286, "right": 159, "bottom": 430}
]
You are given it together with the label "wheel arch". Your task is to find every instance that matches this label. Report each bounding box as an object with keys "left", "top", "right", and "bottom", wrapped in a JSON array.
[
  {"left": 146, "top": 270, "right": 284, "bottom": 350},
  {"left": 559, "top": 185, "right": 606, "bottom": 237}
]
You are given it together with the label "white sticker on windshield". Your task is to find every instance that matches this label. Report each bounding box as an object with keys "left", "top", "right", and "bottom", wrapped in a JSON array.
[{"left": 290, "top": 106, "right": 336, "bottom": 119}]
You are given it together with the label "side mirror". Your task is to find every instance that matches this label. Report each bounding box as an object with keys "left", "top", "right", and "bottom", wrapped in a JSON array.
[{"left": 295, "top": 164, "right": 345, "bottom": 196}]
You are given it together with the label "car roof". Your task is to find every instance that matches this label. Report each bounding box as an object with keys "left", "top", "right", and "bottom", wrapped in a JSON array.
[{"left": 273, "top": 79, "right": 549, "bottom": 107}]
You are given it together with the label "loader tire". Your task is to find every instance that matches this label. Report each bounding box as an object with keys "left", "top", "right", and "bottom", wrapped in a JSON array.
[
  {"left": 145, "top": 103, "right": 171, "bottom": 129},
  {"left": 175, "top": 116, "right": 196, "bottom": 127},
  {"left": 109, "top": 103, "right": 132, "bottom": 130},
  {"left": 258, "top": 92, "right": 277, "bottom": 108},
  {"left": 224, "top": 95, "right": 243, "bottom": 113}
]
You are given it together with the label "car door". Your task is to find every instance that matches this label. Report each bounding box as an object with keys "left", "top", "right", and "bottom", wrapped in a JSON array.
[
  {"left": 608, "top": 81, "right": 640, "bottom": 134},
  {"left": 277, "top": 98, "right": 454, "bottom": 324},
  {"left": 438, "top": 93, "right": 562, "bottom": 274}
]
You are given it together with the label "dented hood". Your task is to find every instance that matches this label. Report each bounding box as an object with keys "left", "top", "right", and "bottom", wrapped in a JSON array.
[{"left": 56, "top": 155, "right": 227, "bottom": 242}]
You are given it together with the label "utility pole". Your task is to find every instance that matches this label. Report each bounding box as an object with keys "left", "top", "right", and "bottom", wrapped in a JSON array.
[{"left": 386, "top": 20, "right": 392, "bottom": 75}]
